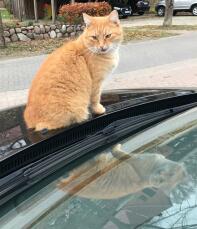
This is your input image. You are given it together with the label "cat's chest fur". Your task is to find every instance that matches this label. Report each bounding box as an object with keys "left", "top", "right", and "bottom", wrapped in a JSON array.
[
  {"left": 110, "top": 49, "right": 119, "bottom": 73},
  {"left": 87, "top": 49, "right": 119, "bottom": 80}
]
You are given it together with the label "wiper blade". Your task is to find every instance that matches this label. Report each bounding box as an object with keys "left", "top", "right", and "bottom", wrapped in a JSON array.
[
  {"left": 103, "top": 101, "right": 195, "bottom": 133},
  {"left": 1, "top": 92, "right": 197, "bottom": 179},
  {"left": 0, "top": 100, "right": 197, "bottom": 206}
]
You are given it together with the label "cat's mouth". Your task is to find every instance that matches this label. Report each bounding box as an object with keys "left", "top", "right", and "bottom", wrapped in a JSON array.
[
  {"left": 87, "top": 46, "right": 111, "bottom": 55},
  {"left": 90, "top": 49, "right": 110, "bottom": 55},
  {"left": 98, "top": 49, "right": 110, "bottom": 55}
]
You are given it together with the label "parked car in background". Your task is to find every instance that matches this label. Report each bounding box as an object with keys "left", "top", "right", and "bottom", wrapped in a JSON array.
[
  {"left": 155, "top": 0, "right": 197, "bottom": 16},
  {"left": 112, "top": 2, "right": 133, "bottom": 18},
  {"left": 109, "top": 0, "right": 150, "bottom": 17},
  {"left": 129, "top": 0, "right": 150, "bottom": 15}
]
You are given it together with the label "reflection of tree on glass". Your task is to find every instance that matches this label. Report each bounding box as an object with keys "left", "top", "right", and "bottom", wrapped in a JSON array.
[{"left": 58, "top": 144, "right": 187, "bottom": 199}]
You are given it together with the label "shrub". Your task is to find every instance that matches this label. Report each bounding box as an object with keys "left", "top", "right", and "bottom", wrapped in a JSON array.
[
  {"left": 27, "top": 21, "right": 33, "bottom": 26},
  {"left": 59, "top": 2, "right": 112, "bottom": 25}
]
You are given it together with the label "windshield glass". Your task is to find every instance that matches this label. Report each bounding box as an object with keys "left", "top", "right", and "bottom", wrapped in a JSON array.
[{"left": 0, "top": 107, "right": 197, "bottom": 229}]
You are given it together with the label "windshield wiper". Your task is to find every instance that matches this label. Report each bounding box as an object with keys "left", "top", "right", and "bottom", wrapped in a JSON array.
[
  {"left": 0, "top": 99, "right": 197, "bottom": 206},
  {"left": 1, "top": 92, "right": 197, "bottom": 179}
]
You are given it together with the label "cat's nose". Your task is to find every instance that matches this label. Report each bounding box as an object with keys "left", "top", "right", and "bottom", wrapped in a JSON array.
[{"left": 100, "top": 46, "right": 108, "bottom": 52}]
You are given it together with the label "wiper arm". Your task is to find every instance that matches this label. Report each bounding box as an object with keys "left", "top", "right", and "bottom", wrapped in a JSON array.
[
  {"left": 0, "top": 101, "right": 196, "bottom": 206},
  {"left": 1, "top": 92, "right": 197, "bottom": 179},
  {"left": 99, "top": 102, "right": 195, "bottom": 136}
]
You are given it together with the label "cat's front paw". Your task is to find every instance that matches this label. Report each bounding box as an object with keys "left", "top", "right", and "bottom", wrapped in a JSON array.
[{"left": 92, "top": 104, "right": 106, "bottom": 115}]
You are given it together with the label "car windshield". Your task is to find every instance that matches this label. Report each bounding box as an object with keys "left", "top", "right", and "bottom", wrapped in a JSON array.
[{"left": 0, "top": 107, "right": 197, "bottom": 229}]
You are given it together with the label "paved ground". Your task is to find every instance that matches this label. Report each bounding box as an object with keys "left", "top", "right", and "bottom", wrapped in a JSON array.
[
  {"left": 0, "top": 55, "right": 45, "bottom": 92},
  {"left": 1, "top": 31, "right": 197, "bottom": 92},
  {"left": 0, "top": 17, "right": 197, "bottom": 110},
  {"left": 104, "top": 58, "right": 197, "bottom": 90},
  {"left": 122, "top": 15, "right": 197, "bottom": 27}
]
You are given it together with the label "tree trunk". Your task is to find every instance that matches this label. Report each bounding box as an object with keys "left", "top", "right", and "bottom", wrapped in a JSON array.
[
  {"left": 163, "top": 0, "right": 174, "bottom": 27},
  {"left": 0, "top": 10, "right": 6, "bottom": 48},
  {"left": 51, "top": 0, "right": 56, "bottom": 23},
  {"left": 24, "top": 0, "right": 35, "bottom": 19},
  {"left": 17, "top": 0, "right": 23, "bottom": 21},
  {"left": 70, "top": 0, "right": 75, "bottom": 4},
  {"left": 33, "top": 0, "right": 38, "bottom": 22}
]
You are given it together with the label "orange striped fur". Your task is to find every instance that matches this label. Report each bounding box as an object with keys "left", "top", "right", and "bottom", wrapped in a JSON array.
[{"left": 24, "top": 10, "right": 123, "bottom": 131}]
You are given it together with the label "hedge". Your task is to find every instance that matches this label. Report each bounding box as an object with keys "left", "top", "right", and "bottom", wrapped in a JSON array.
[{"left": 59, "top": 2, "right": 112, "bottom": 25}]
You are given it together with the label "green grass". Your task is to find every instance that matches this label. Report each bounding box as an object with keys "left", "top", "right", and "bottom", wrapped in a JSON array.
[{"left": 0, "top": 8, "right": 12, "bottom": 20}]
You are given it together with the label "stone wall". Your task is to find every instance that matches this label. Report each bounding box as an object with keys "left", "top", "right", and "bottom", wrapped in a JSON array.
[{"left": 3, "top": 24, "right": 85, "bottom": 43}]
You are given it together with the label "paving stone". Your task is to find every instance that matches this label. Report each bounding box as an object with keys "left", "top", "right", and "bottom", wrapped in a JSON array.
[
  {"left": 10, "top": 34, "right": 18, "bottom": 42},
  {"left": 34, "top": 26, "right": 41, "bottom": 34},
  {"left": 57, "top": 33, "right": 63, "bottom": 38},
  {"left": 40, "top": 25, "right": 45, "bottom": 33},
  {"left": 9, "top": 28, "right": 15, "bottom": 35},
  {"left": 61, "top": 25, "right": 67, "bottom": 33},
  {"left": 5, "top": 37, "right": 11, "bottom": 43},
  {"left": 17, "top": 33, "right": 31, "bottom": 42},
  {"left": 15, "top": 28, "right": 22, "bottom": 33},
  {"left": 3, "top": 31, "right": 10, "bottom": 37},
  {"left": 49, "top": 30, "right": 56, "bottom": 38}
]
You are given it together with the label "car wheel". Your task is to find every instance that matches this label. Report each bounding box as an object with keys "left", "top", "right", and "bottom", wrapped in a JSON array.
[
  {"left": 118, "top": 13, "right": 123, "bottom": 19},
  {"left": 121, "top": 15, "right": 128, "bottom": 19},
  {"left": 192, "top": 5, "right": 197, "bottom": 15},
  {"left": 138, "top": 12, "right": 145, "bottom": 16},
  {"left": 173, "top": 11, "right": 177, "bottom": 16},
  {"left": 157, "top": 6, "right": 165, "bottom": 16}
]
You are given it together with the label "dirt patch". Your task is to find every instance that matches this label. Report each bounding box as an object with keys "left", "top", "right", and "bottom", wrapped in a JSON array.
[
  {"left": 133, "top": 25, "right": 197, "bottom": 30},
  {"left": 0, "top": 38, "right": 70, "bottom": 59},
  {"left": 123, "top": 28, "right": 178, "bottom": 43},
  {"left": 0, "top": 28, "right": 178, "bottom": 60}
]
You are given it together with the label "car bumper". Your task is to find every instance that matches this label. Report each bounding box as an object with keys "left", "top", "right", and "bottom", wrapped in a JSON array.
[
  {"left": 137, "top": 4, "right": 150, "bottom": 12},
  {"left": 121, "top": 12, "right": 132, "bottom": 16},
  {"left": 119, "top": 9, "right": 132, "bottom": 16}
]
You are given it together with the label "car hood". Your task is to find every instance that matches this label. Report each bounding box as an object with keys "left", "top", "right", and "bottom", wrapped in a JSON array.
[
  {"left": 0, "top": 97, "right": 197, "bottom": 229},
  {"left": 0, "top": 88, "right": 195, "bottom": 159}
]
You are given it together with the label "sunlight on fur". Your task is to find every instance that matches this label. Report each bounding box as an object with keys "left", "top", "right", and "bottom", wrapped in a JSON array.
[
  {"left": 24, "top": 10, "right": 123, "bottom": 131},
  {"left": 58, "top": 144, "right": 187, "bottom": 199}
]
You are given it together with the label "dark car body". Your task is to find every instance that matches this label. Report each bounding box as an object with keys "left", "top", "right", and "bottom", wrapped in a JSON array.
[
  {"left": 109, "top": 0, "right": 150, "bottom": 17},
  {"left": 128, "top": 0, "right": 150, "bottom": 15},
  {"left": 113, "top": 3, "right": 133, "bottom": 17},
  {"left": 109, "top": 0, "right": 132, "bottom": 17},
  {"left": 0, "top": 88, "right": 197, "bottom": 228}
]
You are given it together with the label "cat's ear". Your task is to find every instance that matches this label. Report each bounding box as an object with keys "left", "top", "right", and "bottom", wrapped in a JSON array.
[
  {"left": 108, "top": 10, "right": 120, "bottom": 25},
  {"left": 83, "top": 13, "right": 92, "bottom": 27}
]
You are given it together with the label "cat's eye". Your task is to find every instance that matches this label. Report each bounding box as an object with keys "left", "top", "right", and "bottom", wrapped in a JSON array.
[
  {"left": 105, "top": 34, "right": 112, "bottom": 39},
  {"left": 91, "top": 35, "right": 98, "bottom": 40}
]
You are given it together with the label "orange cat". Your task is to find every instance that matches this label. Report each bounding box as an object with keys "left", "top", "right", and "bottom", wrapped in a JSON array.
[{"left": 24, "top": 10, "right": 123, "bottom": 131}]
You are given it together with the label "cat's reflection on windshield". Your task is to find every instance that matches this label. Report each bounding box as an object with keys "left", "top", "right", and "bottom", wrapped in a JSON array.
[{"left": 58, "top": 144, "right": 188, "bottom": 199}]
